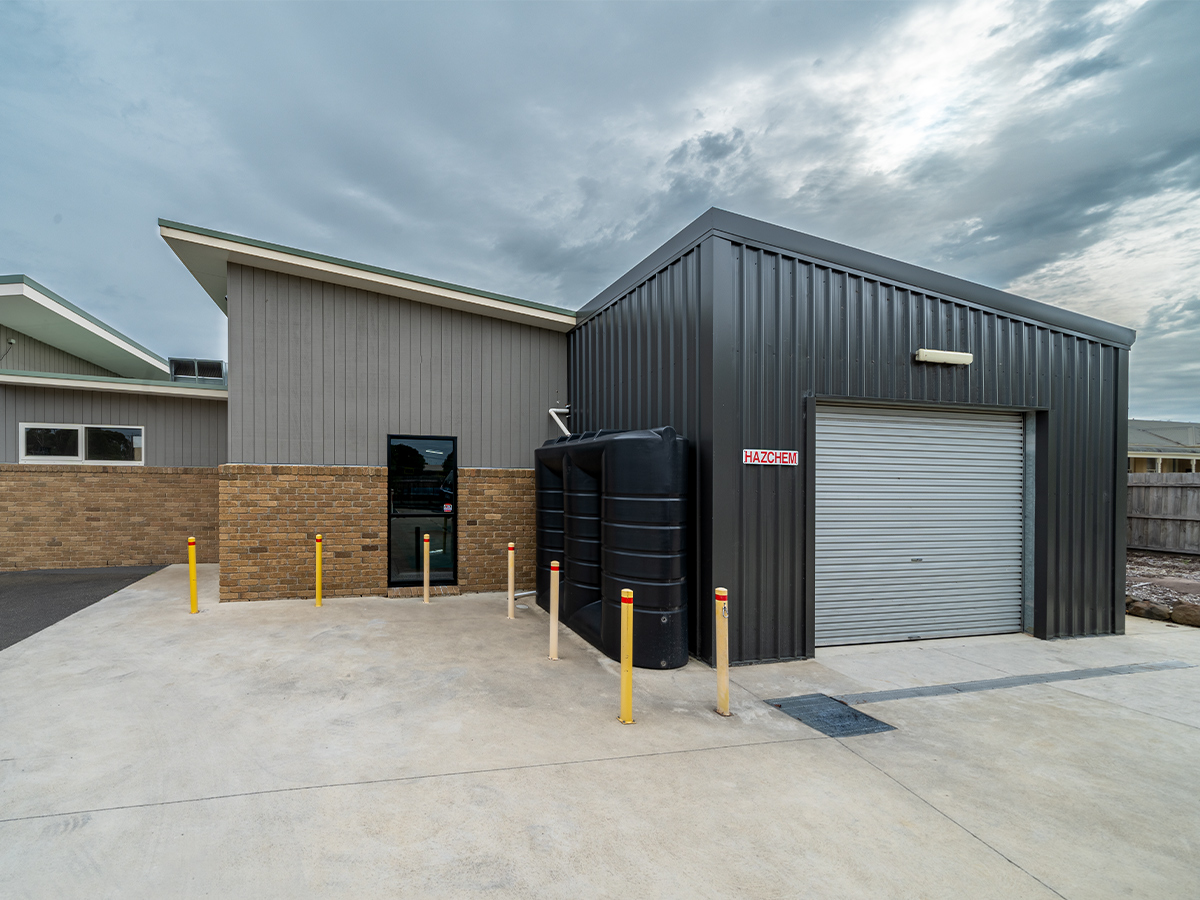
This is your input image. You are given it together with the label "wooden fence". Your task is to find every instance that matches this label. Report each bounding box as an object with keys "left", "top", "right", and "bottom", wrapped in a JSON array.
[{"left": 1127, "top": 474, "right": 1200, "bottom": 555}]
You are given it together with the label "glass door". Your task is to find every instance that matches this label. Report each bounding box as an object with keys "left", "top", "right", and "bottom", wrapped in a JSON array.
[{"left": 388, "top": 435, "right": 457, "bottom": 586}]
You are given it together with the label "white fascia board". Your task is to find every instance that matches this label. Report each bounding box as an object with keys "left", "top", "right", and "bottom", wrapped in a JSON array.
[
  {"left": 160, "top": 225, "right": 577, "bottom": 333},
  {"left": 0, "top": 371, "right": 227, "bottom": 400},
  {"left": 0, "top": 281, "right": 170, "bottom": 379}
]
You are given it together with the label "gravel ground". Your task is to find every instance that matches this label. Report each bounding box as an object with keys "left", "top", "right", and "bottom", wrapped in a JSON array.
[{"left": 1126, "top": 550, "right": 1200, "bottom": 623}]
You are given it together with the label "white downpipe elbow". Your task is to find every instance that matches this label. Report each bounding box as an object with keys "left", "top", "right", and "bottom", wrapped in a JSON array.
[{"left": 549, "top": 407, "right": 571, "bottom": 437}]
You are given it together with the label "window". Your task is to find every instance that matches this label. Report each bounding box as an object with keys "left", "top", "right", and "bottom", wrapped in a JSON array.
[{"left": 19, "top": 423, "right": 144, "bottom": 465}]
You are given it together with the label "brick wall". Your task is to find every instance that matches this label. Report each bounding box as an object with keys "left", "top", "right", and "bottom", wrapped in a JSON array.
[
  {"left": 0, "top": 465, "right": 218, "bottom": 570},
  {"left": 217, "top": 465, "right": 536, "bottom": 601},
  {"left": 218, "top": 465, "right": 388, "bottom": 601},
  {"left": 458, "top": 467, "right": 536, "bottom": 591}
]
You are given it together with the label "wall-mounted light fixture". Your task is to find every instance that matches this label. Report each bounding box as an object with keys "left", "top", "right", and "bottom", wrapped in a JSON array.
[{"left": 914, "top": 348, "right": 973, "bottom": 365}]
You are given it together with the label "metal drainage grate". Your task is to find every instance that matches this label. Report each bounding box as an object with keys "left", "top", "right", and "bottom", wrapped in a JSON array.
[{"left": 766, "top": 694, "right": 896, "bottom": 738}]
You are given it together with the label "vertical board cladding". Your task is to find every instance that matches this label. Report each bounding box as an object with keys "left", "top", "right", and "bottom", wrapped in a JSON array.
[
  {"left": 0, "top": 323, "right": 119, "bottom": 377},
  {"left": 0, "top": 385, "right": 228, "bottom": 466},
  {"left": 0, "top": 464, "right": 219, "bottom": 569},
  {"left": 226, "top": 263, "right": 568, "bottom": 468},
  {"left": 570, "top": 216, "right": 1131, "bottom": 664},
  {"left": 567, "top": 245, "right": 709, "bottom": 653}
]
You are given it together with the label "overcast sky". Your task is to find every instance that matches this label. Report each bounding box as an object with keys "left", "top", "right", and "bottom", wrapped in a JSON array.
[{"left": 2, "top": 0, "right": 1197, "bottom": 419}]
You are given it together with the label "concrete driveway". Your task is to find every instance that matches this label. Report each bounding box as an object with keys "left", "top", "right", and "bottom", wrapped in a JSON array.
[
  {"left": 0, "top": 566, "right": 164, "bottom": 651},
  {"left": 1, "top": 565, "right": 1197, "bottom": 899}
]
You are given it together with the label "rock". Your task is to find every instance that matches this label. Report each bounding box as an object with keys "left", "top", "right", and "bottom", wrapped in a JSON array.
[
  {"left": 1170, "top": 602, "right": 1200, "bottom": 628},
  {"left": 1129, "top": 600, "right": 1173, "bottom": 621}
]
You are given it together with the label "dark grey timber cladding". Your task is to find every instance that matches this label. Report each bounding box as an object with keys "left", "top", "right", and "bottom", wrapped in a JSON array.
[
  {"left": 0, "top": 385, "right": 227, "bottom": 466},
  {"left": 570, "top": 209, "right": 1134, "bottom": 663},
  {"left": 227, "top": 264, "right": 567, "bottom": 467}
]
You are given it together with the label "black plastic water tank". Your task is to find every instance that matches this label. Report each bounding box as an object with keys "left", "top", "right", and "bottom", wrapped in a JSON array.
[
  {"left": 534, "top": 426, "right": 689, "bottom": 668},
  {"left": 534, "top": 445, "right": 565, "bottom": 605},
  {"left": 563, "top": 445, "right": 603, "bottom": 621}
]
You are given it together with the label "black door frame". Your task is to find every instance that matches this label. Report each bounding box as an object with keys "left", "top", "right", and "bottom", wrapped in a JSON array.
[{"left": 386, "top": 433, "right": 458, "bottom": 587}]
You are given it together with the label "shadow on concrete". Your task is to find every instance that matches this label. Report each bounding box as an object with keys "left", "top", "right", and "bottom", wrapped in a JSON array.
[{"left": 0, "top": 567, "right": 164, "bottom": 651}]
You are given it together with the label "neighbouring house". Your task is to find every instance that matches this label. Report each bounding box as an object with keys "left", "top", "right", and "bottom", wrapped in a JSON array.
[{"left": 1127, "top": 419, "right": 1200, "bottom": 473}]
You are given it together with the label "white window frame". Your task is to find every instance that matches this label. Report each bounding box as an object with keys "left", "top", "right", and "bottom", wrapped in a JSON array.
[{"left": 19, "top": 422, "right": 146, "bottom": 466}]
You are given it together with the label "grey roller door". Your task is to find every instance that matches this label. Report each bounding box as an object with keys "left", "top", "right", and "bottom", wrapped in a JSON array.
[{"left": 815, "top": 406, "right": 1024, "bottom": 646}]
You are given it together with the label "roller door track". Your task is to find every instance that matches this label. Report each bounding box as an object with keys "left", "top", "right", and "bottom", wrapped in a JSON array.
[{"left": 815, "top": 406, "right": 1025, "bottom": 646}]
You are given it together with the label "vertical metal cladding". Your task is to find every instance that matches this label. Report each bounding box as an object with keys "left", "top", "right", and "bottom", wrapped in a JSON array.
[
  {"left": 569, "top": 247, "right": 703, "bottom": 438},
  {"left": 568, "top": 245, "right": 708, "bottom": 653},
  {"left": 570, "top": 212, "right": 1132, "bottom": 664},
  {"left": 720, "top": 241, "right": 1126, "bottom": 654},
  {"left": 534, "top": 427, "right": 689, "bottom": 668}
]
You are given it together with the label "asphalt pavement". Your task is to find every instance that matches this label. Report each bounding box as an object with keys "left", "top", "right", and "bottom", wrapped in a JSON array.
[{"left": 0, "top": 566, "right": 164, "bottom": 651}]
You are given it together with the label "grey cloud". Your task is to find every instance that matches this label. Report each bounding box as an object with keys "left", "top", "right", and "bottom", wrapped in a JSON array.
[
  {"left": 1, "top": 0, "right": 1198, "bottom": 422},
  {"left": 1048, "top": 51, "right": 1124, "bottom": 87},
  {"left": 1128, "top": 295, "right": 1200, "bottom": 420}
]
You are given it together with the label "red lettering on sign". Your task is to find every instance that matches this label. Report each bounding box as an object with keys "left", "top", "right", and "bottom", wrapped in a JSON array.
[{"left": 742, "top": 448, "right": 799, "bottom": 466}]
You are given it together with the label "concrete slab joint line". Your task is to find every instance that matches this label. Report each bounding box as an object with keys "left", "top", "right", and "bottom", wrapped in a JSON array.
[{"left": 834, "top": 660, "right": 1194, "bottom": 705}]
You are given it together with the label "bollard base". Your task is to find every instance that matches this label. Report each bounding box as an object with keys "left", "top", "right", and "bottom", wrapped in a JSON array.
[
  {"left": 617, "top": 716, "right": 636, "bottom": 725},
  {"left": 715, "top": 709, "right": 732, "bottom": 718}
]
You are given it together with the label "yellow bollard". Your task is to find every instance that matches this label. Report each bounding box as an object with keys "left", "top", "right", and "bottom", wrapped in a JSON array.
[
  {"left": 187, "top": 536, "right": 198, "bottom": 614},
  {"left": 507, "top": 542, "right": 516, "bottom": 619},
  {"left": 618, "top": 588, "right": 635, "bottom": 724},
  {"left": 315, "top": 534, "right": 323, "bottom": 607},
  {"left": 423, "top": 533, "right": 431, "bottom": 603},
  {"left": 549, "top": 560, "right": 560, "bottom": 660},
  {"left": 715, "top": 587, "right": 731, "bottom": 716}
]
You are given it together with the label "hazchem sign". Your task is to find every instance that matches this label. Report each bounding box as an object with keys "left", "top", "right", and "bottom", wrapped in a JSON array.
[{"left": 742, "top": 449, "right": 798, "bottom": 466}]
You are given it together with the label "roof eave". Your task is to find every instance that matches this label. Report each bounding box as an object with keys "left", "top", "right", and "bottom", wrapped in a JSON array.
[
  {"left": 159, "top": 220, "right": 577, "bottom": 333},
  {"left": 0, "top": 277, "right": 171, "bottom": 379}
]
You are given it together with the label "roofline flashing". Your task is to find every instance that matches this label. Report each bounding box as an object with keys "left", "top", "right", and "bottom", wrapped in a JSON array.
[{"left": 0, "top": 369, "right": 228, "bottom": 400}]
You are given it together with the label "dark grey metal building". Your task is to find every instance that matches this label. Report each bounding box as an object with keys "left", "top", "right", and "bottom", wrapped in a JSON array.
[{"left": 569, "top": 209, "right": 1136, "bottom": 664}]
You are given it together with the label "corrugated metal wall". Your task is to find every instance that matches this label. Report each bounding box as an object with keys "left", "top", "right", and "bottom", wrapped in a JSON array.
[
  {"left": 569, "top": 247, "right": 704, "bottom": 438},
  {"left": 722, "top": 239, "right": 1125, "bottom": 654},
  {"left": 570, "top": 232, "right": 1129, "bottom": 663},
  {"left": 0, "top": 323, "right": 118, "bottom": 377},
  {"left": 227, "top": 264, "right": 568, "bottom": 468},
  {"left": 0, "top": 385, "right": 228, "bottom": 466},
  {"left": 568, "top": 244, "right": 709, "bottom": 651}
]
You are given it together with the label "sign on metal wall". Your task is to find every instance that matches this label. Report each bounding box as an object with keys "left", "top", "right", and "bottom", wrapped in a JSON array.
[{"left": 743, "top": 449, "right": 798, "bottom": 466}]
